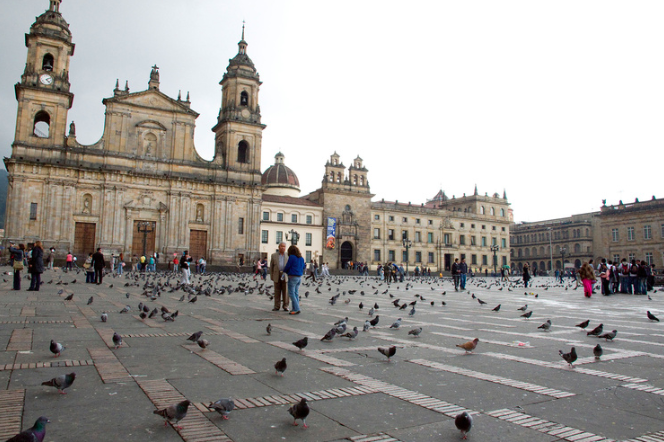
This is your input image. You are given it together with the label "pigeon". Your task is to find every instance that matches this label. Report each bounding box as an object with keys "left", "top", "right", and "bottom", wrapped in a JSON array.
[
  {"left": 559, "top": 347, "right": 577, "bottom": 367},
  {"left": 408, "top": 327, "right": 423, "bottom": 337},
  {"left": 321, "top": 328, "right": 337, "bottom": 341},
  {"left": 598, "top": 330, "right": 617, "bottom": 341},
  {"left": 6, "top": 416, "right": 50, "bottom": 442},
  {"left": 149, "top": 308, "right": 159, "bottom": 319},
  {"left": 593, "top": 344, "right": 603, "bottom": 360},
  {"left": 119, "top": 305, "right": 130, "bottom": 313},
  {"left": 408, "top": 307, "right": 416, "bottom": 316},
  {"left": 275, "top": 357, "right": 287, "bottom": 376},
  {"left": 50, "top": 340, "right": 64, "bottom": 357},
  {"left": 187, "top": 331, "right": 203, "bottom": 342},
  {"left": 154, "top": 400, "right": 191, "bottom": 430},
  {"left": 537, "top": 319, "right": 552, "bottom": 331},
  {"left": 139, "top": 312, "right": 147, "bottom": 320},
  {"left": 575, "top": 319, "right": 590, "bottom": 329},
  {"left": 189, "top": 295, "right": 198, "bottom": 303},
  {"left": 340, "top": 326, "right": 359, "bottom": 340},
  {"left": 112, "top": 332, "right": 122, "bottom": 349},
  {"left": 209, "top": 398, "right": 235, "bottom": 420},
  {"left": 335, "top": 323, "right": 347, "bottom": 334},
  {"left": 179, "top": 295, "right": 185, "bottom": 302},
  {"left": 456, "top": 338, "right": 479, "bottom": 353},
  {"left": 378, "top": 345, "right": 397, "bottom": 362},
  {"left": 517, "top": 304, "right": 528, "bottom": 311},
  {"left": 390, "top": 318, "right": 402, "bottom": 329},
  {"left": 455, "top": 411, "right": 473, "bottom": 440},
  {"left": 64, "top": 293, "right": 74, "bottom": 301},
  {"left": 477, "top": 298, "right": 487, "bottom": 306},
  {"left": 266, "top": 323, "right": 272, "bottom": 335},
  {"left": 292, "top": 336, "right": 308, "bottom": 350},
  {"left": 492, "top": 304, "right": 501, "bottom": 312},
  {"left": 521, "top": 311, "right": 533, "bottom": 319},
  {"left": 587, "top": 323, "right": 603, "bottom": 336},
  {"left": 87, "top": 296, "right": 94, "bottom": 305},
  {"left": 647, "top": 311, "right": 659, "bottom": 322},
  {"left": 288, "top": 398, "right": 310, "bottom": 428},
  {"left": 42, "top": 372, "right": 76, "bottom": 394},
  {"left": 374, "top": 302, "right": 379, "bottom": 309},
  {"left": 358, "top": 302, "right": 364, "bottom": 310},
  {"left": 368, "top": 307, "right": 375, "bottom": 316},
  {"left": 363, "top": 320, "right": 371, "bottom": 332},
  {"left": 101, "top": 312, "right": 108, "bottom": 323},
  {"left": 369, "top": 315, "right": 380, "bottom": 327},
  {"left": 334, "top": 317, "right": 348, "bottom": 326},
  {"left": 197, "top": 339, "right": 210, "bottom": 349}
]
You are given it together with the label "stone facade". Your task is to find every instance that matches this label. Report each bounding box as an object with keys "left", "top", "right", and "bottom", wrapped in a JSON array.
[{"left": 4, "top": 1, "right": 264, "bottom": 264}]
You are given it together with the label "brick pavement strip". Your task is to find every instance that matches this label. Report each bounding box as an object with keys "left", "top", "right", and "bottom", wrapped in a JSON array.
[
  {"left": 20, "top": 306, "right": 35, "bottom": 317},
  {"left": 0, "top": 389, "right": 25, "bottom": 440},
  {"left": 136, "top": 379, "right": 232, "bottom": 442},
  {"left": 88, "top": 347, "right": 132, "bottom": 383},
  {"left": 347, "top": 433, "right": 403, "bottom": 442},
  {"left": 6, "top": 328, "right": 33, "bottom": 351},
  {"left": 182, "top": 345, "right": 256, "bottom": 375},
  {"left": 0, "top": 359, "right": 93, "bottom": 371}
]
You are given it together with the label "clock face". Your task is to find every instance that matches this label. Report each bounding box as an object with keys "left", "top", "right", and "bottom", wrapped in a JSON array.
[{"left": 40, "top": 74, "right": 53, "bottom": 85}]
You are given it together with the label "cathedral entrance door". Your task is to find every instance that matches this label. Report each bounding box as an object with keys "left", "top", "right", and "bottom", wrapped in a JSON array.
[
  {"left": 444, "top": 254, "right": 452, "bottom": 272},
  {"left": 132, "top": 220, "right": 156, "bottom": 258},
  {"left": 74, "top": 222, "right": 96, "bottom": 257},
  {"left": 189, "top": 230, "right": 207, "bottom": 261},
  {"left": 340, "top": 241, "right": 353, "bottom": 269}
]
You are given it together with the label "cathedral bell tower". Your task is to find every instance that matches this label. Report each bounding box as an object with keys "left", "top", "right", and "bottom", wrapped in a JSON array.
[
  {"left": 211, "top": 24, "right": 265, "bottom": 185},
  {"left": 13, "top": 0, "right": 74, "bottom": 149}
]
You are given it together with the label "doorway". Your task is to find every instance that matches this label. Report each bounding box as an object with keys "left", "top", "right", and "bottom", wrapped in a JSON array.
[{"left": 340, "top": 241, "right": 353, "bottom": 269}]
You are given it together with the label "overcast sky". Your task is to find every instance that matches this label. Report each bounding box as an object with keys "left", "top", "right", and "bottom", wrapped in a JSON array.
[{"left": 2, "top": 0, "right": 663, "bottom": 223}]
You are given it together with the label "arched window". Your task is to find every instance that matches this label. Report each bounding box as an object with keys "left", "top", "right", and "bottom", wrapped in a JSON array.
[
  {"left": 500, "top": 208, "right": 505, "bottom": 217},
  {"left": 518, "top": 249, "right": 522, "bottom": 257},
  {"left": 237, "top": 140, "right": 249, "bottom": 163},
  {"left": 336, "top": 172, "right": 341, "bottom": 183},
  {"left": 585, "top": 228, "right": 589, "bottom": 237},
  {"left": 240, "top": 91, "right": 249, "bottom": 106},
  {"left": 42, "top": 53, "right": 54, "bottom": 71},
  {"left": 490, "top": 207, "right": 495, "bottom": 216},
  {"left": 33, "top": 111, "right": 50, "bottom": 138},
  {"left": 532, "top": 247, "right": 537, "bottom": 256},
  {"left": 574, "top": 243, "right": 580, "bottom": 253},
  {"left": 329, "top": 171, "right": 334, "bottom": 182},
  {"left": 539, "top": 247, "right": 545, "bottom": 256},
  {"left": 480, "top": 206, "right": 485, "bottom": 215},
  {"left": 353, "top": 174, "right": 358, "bottom": 185},
  {"left": 360, "top": 175, "right": 365, "bottom": 186},
  {"left": 525, "top": 249, "right": 530, "bottom": 257}
]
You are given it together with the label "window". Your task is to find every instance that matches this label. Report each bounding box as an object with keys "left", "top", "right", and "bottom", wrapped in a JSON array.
[
  {"left": 402, "top": 251, "right": 408, "bottom": 262},
  {"left": 482, "top": 255, "right": 488, "bottom": 265},
  {"left": 374, "top": 228, "right": 381, "bottom": 239},
  {"left": 501, "top": 227, "right": 506, "bottom": 232},
  {"left": 628, "top": 253, "right": 635, "bottom": 262},
  {"left": 305, "top": 233, "right": 312, "bottom": 246},
  {"left": 402, "top": 230, "right": 408, "bottom": 240},
  {"left": 305, "top": 251, "right": 311, "bottom": 262},
  {"left": 291, "top": 214, "right": 298, "bottom": 223},
  {"left": 42, "top": 53, "right": 54, "bottom": 71},
  {"left": 261, "top": 230, "right": 268, "bottom": 244},
  {"left": 500, "top": 208, "right": 505, "bottom": 217},
  {"left": 30, "top": 203, "right": 38, "bottom": 220},
  {"left": 644, "top": 225, "right": 652, "bottom": 240},
  {"left": 502, "top": 256, "right": 507, "bottom": 265},
  {"left": 492, "top": 226, "right": 496, "bottom": 231},
  {"left": 471, "top": 254, "right": 477, "bottom": 265},
  {"left": 482, "top": 225, "right": 486, "bottom": 230},
  {"left": 661, "top": 223, "right": 664, "bottom": 238},
  {"left": 428, "top": 220, "right": 433, "bottom": 225},
  {"left": 427, "top": 232, "right": 433, "bottom": 243},
  {"left": 471, "top": 224, "right": 475, "bottom": 229},
  {"left": 492, "top": 237, "right": 497, "bottom": 246},
  {"left": 612, "top": 228, "right": 619, "bottom": 242},
  {"left": 374, "top": 214, "right": 380, "bottom": 220},
  {"left": 415, "top": 251, "right": 422, "bottom": 263},
  {"left": 416, "top": 218, "right": 421, "bottom": 224},
  {"left": 388, "top": 250, "right": 395, "bottom": 261},
  {"left": 613, "top": 254, "right": 620, "bottom": 263},
  {"left": 262, "top": 211, "right": 269, "bottom": 221},
  {"left": 388, "top": 229, "right": 394, "bottom": 240},
  {"left": 459, "top": 235, "right": 465, "bottom": 245},
  {"left": 237, "top": 140, "right": 249, "bottom": 163},
  {"left": 428, "top": 252, "right": 434, "bottom": 263},
  {"left": 444, "top": 234, "right": 450, "bottom": 244},
  {"left": 389, "top": 216, "right": 394, "bottom": 222},
  {"left": 490, "top": 207, "right": 495, "bottom": 215},
  {"left": 415, "top": 232, "right": 421, "bottom": 242},
  {"left": 276, "top": 231, "right": 283, "bottom": 244},
  {"left": 481, "top": 237, "right": 487, "bottom": 247},
  {"left": 240, "top": 90, "right": 249, "bottom": 106},
  {"left": 460, "top": 223, "right": 465, "bottom": 228},
  {"left": 374, "top": 250, "right": 381, "bottom": 261},
  {"left": 277, "top": 213, "right": 284, "bottom": 222},
  {"left": 402, "top": 217, "right": 408, "bottom": 223},
  {"left": 645, "top": 252, "right": 654, "bottom": 265},
  {"left": 480, "top": 206, "right": 485, "bottom": 215},
  {"left": 627, "top": 226, "right": 635, "bottom": 241},
  {"left": 501, "top": 238, "right": 506, "bottom": 248},
  {"left": 306, "top": 215, "right": 312, "bottom": 224},
  {"left": 471, "top": 236, "right": 476, "bottom": 246},
  {"left": 33, "top": 111, "right": 50, "bottom": 138},
  {"left": 238, "top": 217, "right": 244, "bottom": 234}
]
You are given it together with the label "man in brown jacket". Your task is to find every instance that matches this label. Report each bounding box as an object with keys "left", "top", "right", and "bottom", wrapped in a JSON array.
[{"left": 269, "top": 242, "right": 289, "bottom": 311}]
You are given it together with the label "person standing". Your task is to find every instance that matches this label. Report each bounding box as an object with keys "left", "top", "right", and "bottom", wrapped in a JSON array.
[
  {"left": 305, "top": 259, "right": 317, "bottom": 282},
  {"left": 283, "top": 245, "right": 306, "bottom": 315},
  {"left": 180, "top": 253, "right": 190, "bottom": 285},
  {"left": 117, "top": 252, "right": 124, "bottom": 275},
  {"left": 452, "top": 258, "right": 460, "bottom": 291},
  {"left": 84, "top": 253, "right": 95, "bottom": 283},
  {"left": 269, "top": 242, "right": 289, "bottom": 312},
  {"left": 65, "top": 251, "right": 73, "bottom": 271},
  {"left": 47, "top": 248, "right": 55, "bottom": 270},
  {"left": 579, "top": 262, "right": 596, "bottom": 298},
  {"left": 173, "top": 255, "right": 179, "bottom": 273},
  {"left": 598, "top": 259, "right": 611, "bottom": 295},
  {"left": 92, "top": 248, "right": 105, "bottom": 285},
  {"left": 523, "top": 263, "right": 531, "bottom": 288},
  {"left": 459, "top": 258, "right": 468, "bottom": 290},
  {"left": 9, "top": 243, "right": 26, "bottom": 290}
]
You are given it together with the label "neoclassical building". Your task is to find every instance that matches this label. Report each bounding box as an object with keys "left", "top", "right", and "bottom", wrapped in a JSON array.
[{"left": 5, "top": 0, "right": 265, "bottom": 264}]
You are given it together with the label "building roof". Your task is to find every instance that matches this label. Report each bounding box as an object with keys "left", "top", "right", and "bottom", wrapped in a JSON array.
[
  {"left": 261, "top": 153, "right": 300, "bottom": 189},
  {"left": 262, "top": 194, "right": 322, "bottom": 207}
]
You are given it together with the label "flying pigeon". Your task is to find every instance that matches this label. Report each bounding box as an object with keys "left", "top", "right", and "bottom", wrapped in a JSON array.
[
  {"left": 390, "top": 318, "right": 402, "bottom": 329},
  {"left": 50, "top": 340, "right": 64, "bottom": 357},
  {"left": 42, "top": 372, "right": 76, "bottom": 394},
  {"left": 378, "top": 345, "right": 397, "bottom": 362},
  {"left": 492, "top": 304, "right": 501, "bottom": 311},
  {"left": 408, "top": 327, "right": 423, "bottom": 337},
  {"left": 288, "top": 398, "right": 310, "bottom": 428},
  {"left": 187, "top": 331, "right": 203, "bottom": 342},
  {"left": 101, "top": 312, "right": 108, "bottom": 323},
  {"left": 292, "top": 336, "right": 308, "bottom": 350},
  {"left": 455, "top": 411, "right": 473, "bottom": 440},
  {"left": 112, "top": 332, "right": 122, "bottom": 349},
  {"left": 537, "top": 319, "right": 551, "bottom": 331},
  {"left": 559, "top": 347, "right": 577, "bottom": 367},
  {"left": 340, "top": 326, "right": 359, "bottom": 340},
  {"left": 575, "top": 319, "right": 590, "bottom": 329},
  {"left": 209, "top": 398, "right": 235, "bottom": 420},
  {"left": 598, "top": 330, "right": 617, "bottom": 341},
  {"left": 456, "top": 338, "right": 479, "bottom": 353},
  {"left": 154, "top": 400, "right": 191, "bottom": 430},
  {"left": 593, "top": 344, "right": 603, "bottom": 360},
  {"left": 587, "top": 323, "right": 603, "bottom": 336},
  {"left": 275, "top": 357, "right": 287, "bottom": 376},
  {"left": 647, "top": 311, "right": 659, "bottom": 322}
]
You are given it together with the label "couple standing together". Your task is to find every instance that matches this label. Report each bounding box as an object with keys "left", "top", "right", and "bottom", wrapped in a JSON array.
[{"left": 270, "top": 242, "right": 306, "bottom": 315}]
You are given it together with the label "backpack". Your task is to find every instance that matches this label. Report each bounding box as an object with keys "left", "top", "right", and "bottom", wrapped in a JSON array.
[
  {"left": 621, "top": 263, "right": 630, "bottom": 275},
  {"left": 630, "top": 264, "right": 638, "bottom": 275}
]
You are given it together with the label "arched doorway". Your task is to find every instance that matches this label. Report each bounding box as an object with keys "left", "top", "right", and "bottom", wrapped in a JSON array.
[{"left": 340, "top": 241, "right": 353, "bottom": 269}]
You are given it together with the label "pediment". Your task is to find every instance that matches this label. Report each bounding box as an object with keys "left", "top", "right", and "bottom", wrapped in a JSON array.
[
  {"left": 136, "top": 120, "right": 167, "bottom": 131},
  {"left": 105, "top": 90, "right": 199, "bottom": 116}
]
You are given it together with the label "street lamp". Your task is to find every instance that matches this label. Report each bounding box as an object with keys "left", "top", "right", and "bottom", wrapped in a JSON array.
[
  {"left": 490, "top": 244, "right": 499, "bottom": 276},
  {"left": 402, "top": 236, "right": 412, "bottom": 274},
  {"left": 547, "top": 227, "right": 553, "bottom": 277},
  {"left": 560, "top": 247, "right": 567, "bottom": 276},
  {"left": 285, "top": 229, "right": 300, "bottom": 245},
  {"left": 136, "top": 221, "right": 155, "bottom": 258}
]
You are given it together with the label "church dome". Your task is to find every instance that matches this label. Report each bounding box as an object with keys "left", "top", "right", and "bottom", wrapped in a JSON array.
[
  {"left": 262, "top": 152, "right": 300, "bottom": 197},
  {"left": 31, "top": 1, "right": 72, "bottom": 43}
]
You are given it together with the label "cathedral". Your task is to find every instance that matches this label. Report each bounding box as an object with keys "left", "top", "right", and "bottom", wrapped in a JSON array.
[{"left": 5, "top": 1, "right": 512, "bottom": 270}]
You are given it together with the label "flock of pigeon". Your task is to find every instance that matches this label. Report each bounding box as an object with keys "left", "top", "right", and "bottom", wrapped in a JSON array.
[{"left": 7, "top": 269, "right": 662, "bottom": 441}]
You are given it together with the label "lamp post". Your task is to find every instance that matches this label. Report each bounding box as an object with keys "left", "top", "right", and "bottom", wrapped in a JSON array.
[
  {"left": 560, "top": 247, "right": 567, "bottom": 276},
  {"left": 402, "top": 237, "right": 412, "bottom": 274},
  {"left": 547, "top": 227, "right": 553, "bottom": 277},
  {"left": 285, "top": 229, "right": 300, "bottom": 246},
  {"left": 490, "top": 244, "right": 500, "bottom": 276},
  {"left": 136, "top": 221, "right": 155, "bottom": 258}
]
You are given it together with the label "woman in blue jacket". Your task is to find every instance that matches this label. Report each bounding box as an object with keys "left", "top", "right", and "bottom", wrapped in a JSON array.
[{"left": 283, "top": 245, "right": 306, "bottom": 315}]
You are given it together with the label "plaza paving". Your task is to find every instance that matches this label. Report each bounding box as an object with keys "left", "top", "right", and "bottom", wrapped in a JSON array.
[{"left": 0, "top": 269, "right": 663, "bottom": 442}]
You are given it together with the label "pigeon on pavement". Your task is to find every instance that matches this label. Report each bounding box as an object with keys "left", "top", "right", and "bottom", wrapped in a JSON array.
[
  {"left": 492, "top": 304, "right": 501, "bottom": 312},
  {"left": 456, "top": 338, "right": 479, "bottom": 353},
  {"left": 187, "top": 331, "right": 203, "bottom": 342},
  {"left": 292, "top": 337, "right": 308, "bottom": 350},
  {"left": 517, "top": 304, "right": 528, "bottom": 311},
  {"left": 378, "top": 345, "right": 397, "bottom": 362},
  {"left": 288, "top": 398, "right": 310, "bottom": 428},
  {"left": 6, "top": 416, "right": 49, "bottom": 442},
  {"left": 455, "top": 411, "right": 473, "bottom": 440},
  {"left": 101, "top": 312, "right": 108, "bottom": 323},
  {"left": 50, "top": 340, "right": 65, "bottom": 357},
  {"left": 340, "top": 326, "right": 359, "bottom": 340},
  {"left": 575, "top": 319, "right": 590, "bottom": 329},
  {"left": 275, "top": 357, "right": 287, "bottom": 376},
  {"left": 197, "top": 339, "right": 209, "bottom": 349},
  {"left": 112, "top": 332, "right": 122, "bottom": 349},
  {"left": 209, "top": 398, "right": 235, "bottom": 420},
  {"left": 647, "top": 311, "right": 659, "bottom": 322},
  {"left": 593, "top": 344, "right": 603, "bottom": 360},
  {"left": 87, "top": 296, "right": 94, "bottom": 305},
  {"left": 321, "top": 328, "right": 336, "bottom": 341},
  {"left": 154, "top": 400, "right": 191, "bottom": 430},
  {"left": 119, "top": 305, "right": 130, "bottom": 313},
  {"left": 266, "top": 324, "right": 272, "bottom": 335},
  {"left": 42, "top": 372, "right": 76, "bottom": 394},
  {"left": 537, "top": 319, "right": 551, "bottom": 331},
  {"left": 390, "top": 318, "right": 402, "bottom": 329},
  {"left": 521, "top": 311, "right": 533, "bottom": 319},
  {"left": 408, "top": 327, "right": 423, "bottom": 337},
  {"left": 559, "top": 347, "right": 577, "bottom": 367},
  {"left": 369, "top": 316, "right": 380, "bottom": 327},
  {"left": 587, "top": 323, "right": 603, "bottom": 336},
  {"left": 598, "top": 330, "right": 617, "bottom": 341}
]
